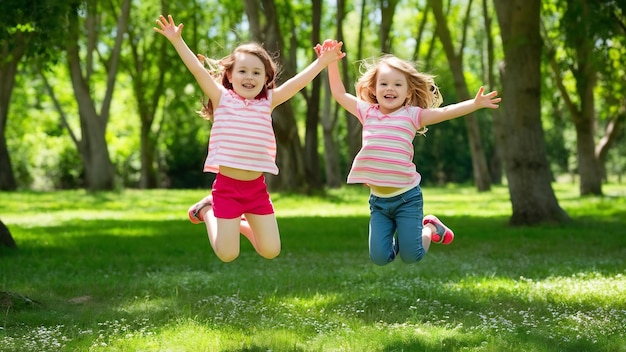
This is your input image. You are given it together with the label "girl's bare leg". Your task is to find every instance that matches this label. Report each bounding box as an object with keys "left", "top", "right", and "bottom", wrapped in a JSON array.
[
  {"left": 190, "top": 196, "right": 259, "bottom": 251},
  {"left": 243, "top": 213, "right": 281, "bottom": 259},
  {"left": 421, "top": 223, "right": 435, "bottom": 252},
  {"left": 238, "top": 219, "right": 257, "bottom": 249},
  {"left": 197, "top": 206, "right": 279, "bottom": 260},
  {"left": 199, "top": 207, "right": 241, "bottom": 262}
]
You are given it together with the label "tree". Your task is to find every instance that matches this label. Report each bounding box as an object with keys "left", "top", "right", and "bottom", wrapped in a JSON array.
[
  {"left": 122, "top": 0, "right": 167, "bottom": 189},
  {"left": 380, "top": 0, "right": 400, "bottom": 53},
  {"left": 0, "top": 0, "right": 77, "bottom": 190},
  {"left": 347, "top": 0, "right": 367, "bottom": 162},
  {"left": 41, "top": 0, "right": 130, "bottom": 191},
  {"left": 321, "top": 0, "right": 348, "bottom": 189},
  {"left": 121, "top": 0, "right": 208, "bottom": 189},
  {"left": 243, "top": 0, "right": 307, "bottom": 191},
  {"left": 493, "top": 0, "right": 569, "bottom": 225},
  {"left": 429, "top": 0, "right": 492, "bottom": 192},
  {"left": 482, "top": 0, "right": 504, "bottom": 184},
  {"left": 542, "top": 0, "right": 626, "bottom": 195},
  {"left": 303, "top": 0, "right": 324, "bottom": 191},
  {"left": 0, "top": 219, "right": 16, "bottom": 249},
  {"left": 72, "top": 0, "right": 129, "bottom": 191}
]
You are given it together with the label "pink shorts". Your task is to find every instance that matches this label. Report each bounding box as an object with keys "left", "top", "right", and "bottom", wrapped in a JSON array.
[{"left": 211, "top": 173, "right": 274, "bottom": 219}]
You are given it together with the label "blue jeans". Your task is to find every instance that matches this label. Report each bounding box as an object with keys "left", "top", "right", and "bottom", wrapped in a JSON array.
[{"left": 368, "top": 186, "right": 425, "bottom": 266}]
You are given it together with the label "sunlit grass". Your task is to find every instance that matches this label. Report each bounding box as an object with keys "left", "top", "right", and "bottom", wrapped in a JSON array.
[{"left": 1, "top": 183, "right": 625, "bottom": 351}]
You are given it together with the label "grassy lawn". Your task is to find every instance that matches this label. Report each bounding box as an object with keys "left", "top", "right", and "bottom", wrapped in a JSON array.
[{"left": 1, "top": 183, "right": 625, "bottom": 351}]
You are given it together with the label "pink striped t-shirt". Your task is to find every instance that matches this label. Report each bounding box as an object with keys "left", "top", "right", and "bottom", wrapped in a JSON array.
[
  {"left": 203, "top": 87, "right": 278, "bottom": 175},
  {"left": 347, "top": 100, "right": 423, "bottom": 188}
]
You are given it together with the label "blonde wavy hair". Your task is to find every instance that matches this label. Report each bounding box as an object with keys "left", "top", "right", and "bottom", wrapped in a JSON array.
[
  {"left": 355, "top": 55, "right": 443, "bottom": 134},
  {"left": 198, "top": 43, "right": 278, "bottom": 120}
]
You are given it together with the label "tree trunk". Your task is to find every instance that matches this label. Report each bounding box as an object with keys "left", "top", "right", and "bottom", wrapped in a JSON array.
[
  {"left": 574, "top": 111, "right": 603, "bottom": 195},
  {"left": 318, "top": 0, "right": 347, "bottom": 189},
  {"left": 596, "top": 109, "right": 625, "bottom": 179},
  {"left": 494, "top": 0, "right": 569, "bottom": 225},
  {"left": 430, "top": 0, "right": 492, "bottom": 192},
  {"left": 67, "top": 49, "right": 115, "bottom": 191},
  {"left": 130, "top": 4, "right": 168, "bottom": 189},
  {"left": 271, "top": 102, "right": 306, "bottom": 192},
  {"left": 303, "top": 0, "right": 323, "bottom": 191},
  {"left": 346, "top": 0, "right": 366, "bottom": 163},
  {"left": 543, "top": 0, "right": 626, "bottom": 195},
  {"left": 379, "top": 0, "right": 400, "bottom": 53},
  {"left": 244, "top": 0, "right": 306, "bottom": 192},
  {"left": 482, "top": 0, "right": 503, "bottom": 184},
  {"left": 0, "top": 34, "right": 24, "bottom": 191},
  {"left": 0, "top": 219, "right": 16, "bottom": 249},
  {"left": 64, "top": 0, "right": 130, "bottom": 191},
  {"left": 571, "top": 2, "right": 602, "bottom": 195},
  {"left": 0, "top": 128, "right": 16, "bottom": 191},
  {"left": 139, "top": 122, "right": 158, "bottom": 188},
  {"left": 321, "top": 74, "right": 342, "bottom": 188}
]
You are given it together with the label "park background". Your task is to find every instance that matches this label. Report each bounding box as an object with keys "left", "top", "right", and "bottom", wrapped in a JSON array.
[{"left": 1, "top": 0, "right": 625, "bottom": 351}]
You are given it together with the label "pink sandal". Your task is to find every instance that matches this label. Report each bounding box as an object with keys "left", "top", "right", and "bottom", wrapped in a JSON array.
[
  {"left": 423, "top": 215, "right": 454, "bottom": 245},
  {"left": 188, "top": 195, "right": 248, "bottom": 224},
  {"left": 188, "top": 195, "right": 213, "bottom": 224}
]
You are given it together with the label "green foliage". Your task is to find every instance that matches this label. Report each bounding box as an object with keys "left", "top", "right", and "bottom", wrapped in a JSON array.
[
  {"left": 1, "top": 185, "right": 625, "bottom": 351},
  {"left": 541, "top": 0, "right": 626, "bottom": 184},
  {"left": 3, "top": 0, "right": 624, "bottom": 192},
  {"left": 6, "top": 65, "right": 79, "bottom": 189},
  {"left": 161, "top": 102, "right": 213, "bottom": 189},
  {"left": 415, "top": 117, "right": 473, "bottom": 185},
  {"left": 413, "top": 75, "right": 498, "bottom": 186},
  {"left": 0, "top": 0, "right": 80, "bottom": 65}
]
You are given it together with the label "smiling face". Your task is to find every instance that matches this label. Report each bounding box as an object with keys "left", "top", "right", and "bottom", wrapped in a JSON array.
[
  {"left": 226, "top": 52, "right": 267, "bottom": 100},
  {"left": 374, "top": 64, "right": 409, "bottom": 114}
]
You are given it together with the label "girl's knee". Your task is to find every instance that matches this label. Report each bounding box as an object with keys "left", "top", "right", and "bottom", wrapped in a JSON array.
[
  {"left": 259, "top": 247, "right": 280, "bottom": 259},
  {"left": 250, "top": 227, "right": 281, "bottom": 259},
  {"left": 214, "top": 247, "right": 240, "bottom": 262},
  {"left": 399, "top": 249, "right": 426, "bottom": 264},
  {"left": 257, "top": 243, "right": 281, "bottom": 259},
  {"left": 369, "top": 251, "right": 393, "bottom": 266}
]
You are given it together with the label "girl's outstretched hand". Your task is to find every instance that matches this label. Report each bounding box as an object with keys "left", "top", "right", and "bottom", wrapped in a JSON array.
[
  {"left": 153, "top": 14, "right": 183, "bottom": 41},
  {"left": 474, "top": 86, "right": 501, "bottom": 109},
  {"left": 314, "top": 39, "right": 346, "bottom": 63}
]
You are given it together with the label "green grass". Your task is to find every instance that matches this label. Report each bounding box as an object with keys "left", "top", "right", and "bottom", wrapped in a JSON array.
[{"left": 1, "top": 184, "right": 625, "bottom": 352}]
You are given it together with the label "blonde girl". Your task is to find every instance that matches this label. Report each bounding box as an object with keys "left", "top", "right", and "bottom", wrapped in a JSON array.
[{"left": 320, "top": 45, "right": 500, "bottom": 265}]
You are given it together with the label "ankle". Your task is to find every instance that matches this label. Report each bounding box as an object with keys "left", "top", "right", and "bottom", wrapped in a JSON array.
[
  {"left": 198, "top": 206, "right": 210, "bottom": 218},
  {"left": 425, "top": 223, "right": 437, "bottom": 235}
]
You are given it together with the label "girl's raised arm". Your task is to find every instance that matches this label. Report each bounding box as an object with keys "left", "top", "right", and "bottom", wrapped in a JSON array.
[
  {"left": 420, "top": 86, "right": 500, "bottom": 126},
  {"left": 326, "top": 59, "right": 358, "bottom": 118},
  {"left": 271, "top": 40, "right": 345, "bottom": 108},
  {"left": 153, "top": 15, "right": 222, "bottom": 104}
]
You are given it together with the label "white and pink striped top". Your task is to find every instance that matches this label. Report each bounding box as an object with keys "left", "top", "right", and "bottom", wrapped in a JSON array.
[
  {"left": 347, "top": 100, "right": 423, "bottom": 188},
  {"left": 203, "top": 87, "right": 278, "bottom": 175}
]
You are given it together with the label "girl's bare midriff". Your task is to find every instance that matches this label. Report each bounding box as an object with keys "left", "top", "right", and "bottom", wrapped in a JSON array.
[
  {"left": 368, "top": 184, "right": 402, "bottom": 196},
  {"left": 219, "top": 165, "right": 263, "bottom": 181}
]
